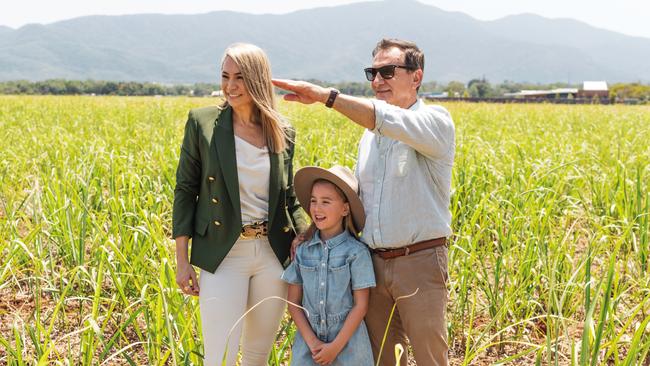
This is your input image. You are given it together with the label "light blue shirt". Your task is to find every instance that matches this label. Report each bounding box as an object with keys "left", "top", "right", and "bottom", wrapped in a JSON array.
[
  {"left": 356, "top": 98, "right": 455, "bottom": 249},
  {"left": 282, "top": 230, "right": 375, "bottom": 365}
]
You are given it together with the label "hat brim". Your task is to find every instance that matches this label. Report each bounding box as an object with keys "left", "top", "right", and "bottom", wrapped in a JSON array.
[{"left": 294, "top": 166, "right": 366, "bottom": 234}]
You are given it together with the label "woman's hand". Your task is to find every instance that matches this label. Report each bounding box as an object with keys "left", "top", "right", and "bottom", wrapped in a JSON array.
[
  {"left": 175, "top": 236, "right": 199, "bottom": 296},
  {"left": 291, "top": 224, "right": 316, "bottom": 260},
  {"left": 291, "top": 232, "right": 306, "bottom": 260},
  {"left": 176, "top": 260, "right": 200, "bottom": 296}
]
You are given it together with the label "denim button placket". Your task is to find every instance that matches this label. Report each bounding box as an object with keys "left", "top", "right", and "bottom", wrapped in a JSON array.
[{"left": 288, "top": 231, "right": 376, "bottom": 364}]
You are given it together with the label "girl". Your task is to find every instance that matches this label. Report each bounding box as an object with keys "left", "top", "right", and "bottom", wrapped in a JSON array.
[{"left": 282, "top": 165, "right": 375, "bottom": 365}]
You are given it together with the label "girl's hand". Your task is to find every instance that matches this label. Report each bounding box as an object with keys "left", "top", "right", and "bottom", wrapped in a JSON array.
[
  {"left": 312, "top": 342, "right": 342, "bottom": 365},
  {"left": 176, "top": 261, "right": 200, "bottom": 296},
  {"left": 307, "top": 338, "right": 325, "bottom": 356}
]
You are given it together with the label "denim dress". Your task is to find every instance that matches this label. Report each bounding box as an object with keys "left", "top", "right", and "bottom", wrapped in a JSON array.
[{"left": 282, "top": 230, "right": 376, "bottom": 365}]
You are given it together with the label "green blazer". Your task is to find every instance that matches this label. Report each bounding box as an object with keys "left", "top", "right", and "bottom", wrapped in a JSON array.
[{"left": 172, "top": 105, "right": 308, "bottom": 273}]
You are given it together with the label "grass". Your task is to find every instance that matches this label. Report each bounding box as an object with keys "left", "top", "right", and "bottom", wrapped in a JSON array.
[{"left": 0, "top": 95, "right": 649, "bottom": 365}]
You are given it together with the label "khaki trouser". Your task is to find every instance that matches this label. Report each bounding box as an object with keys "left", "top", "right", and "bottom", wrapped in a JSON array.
[
  {"left": 199, "top": 237, "right": 287, "bottom": 366},
  {"left": 365, "top": 245, "right": 449, "bottom": 366}
]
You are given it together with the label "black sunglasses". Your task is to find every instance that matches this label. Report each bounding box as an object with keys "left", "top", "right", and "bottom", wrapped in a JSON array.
[{"left": 364, "top": 64, "right": 413, "bottom": 81}]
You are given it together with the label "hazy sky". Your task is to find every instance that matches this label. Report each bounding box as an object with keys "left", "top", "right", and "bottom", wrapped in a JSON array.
[{"left": 1, "top": 0, "right": 649, "bottom": 39}]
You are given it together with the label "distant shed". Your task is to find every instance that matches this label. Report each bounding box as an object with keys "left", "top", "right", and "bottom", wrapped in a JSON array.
[
  {"left": 504, "top": 88, "right": 579, "bottom": 99},
  {"left": 578, "top": 81, "right": 608, "bottom": 98}
]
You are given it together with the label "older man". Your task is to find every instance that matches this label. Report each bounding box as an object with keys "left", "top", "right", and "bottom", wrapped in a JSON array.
[{"left": 274, "top": 38, "right": 455, "bottom": 366}]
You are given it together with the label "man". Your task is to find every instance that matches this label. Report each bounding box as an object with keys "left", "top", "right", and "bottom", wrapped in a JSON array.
[{"left": 274, "top": 38, "right": 454, "bottom": 366}]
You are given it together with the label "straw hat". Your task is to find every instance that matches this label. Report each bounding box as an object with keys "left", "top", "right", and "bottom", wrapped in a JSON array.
[{"left": 294, "top": 165, "right": 365, "bottom": 233}]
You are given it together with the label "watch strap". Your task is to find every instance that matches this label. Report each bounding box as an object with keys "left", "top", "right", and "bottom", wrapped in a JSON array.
[{"left": 325, "top": 89, "right": 339, "bottom": 108}]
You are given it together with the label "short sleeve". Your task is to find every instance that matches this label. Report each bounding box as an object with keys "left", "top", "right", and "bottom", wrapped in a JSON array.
[
  {"left": 281, "top": 259, "right": 302, "bottom": 285},
  {"left": 350, "top": 246, "right": 376, "bottom": 290}
]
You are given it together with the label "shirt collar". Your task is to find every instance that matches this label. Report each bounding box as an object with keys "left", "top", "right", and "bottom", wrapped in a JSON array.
[
  {"left": 408, "top": 98, "right": 423, "bottom": 111},
  {"left": 306, "top": 230, "right": 352, "bottom": 249}
]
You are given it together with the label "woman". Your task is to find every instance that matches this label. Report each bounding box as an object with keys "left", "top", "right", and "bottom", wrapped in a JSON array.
[{"left": 172, "top": 43, "right": 307, "bottom": 365}]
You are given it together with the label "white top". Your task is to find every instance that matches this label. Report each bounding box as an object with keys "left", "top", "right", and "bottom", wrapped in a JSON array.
[
  {"left": 356, "top": 98, "right": 455, "bottom": 249},
  {"left": 234, "top": 135, "right": 270, "bottom": 224}
]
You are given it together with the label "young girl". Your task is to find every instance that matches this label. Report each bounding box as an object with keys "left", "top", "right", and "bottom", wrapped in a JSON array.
[{"left": 282, "top": 165, "right": 375, "bottom": 365}]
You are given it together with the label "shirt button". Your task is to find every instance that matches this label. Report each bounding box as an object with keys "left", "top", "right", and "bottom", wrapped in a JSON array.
[
  {"left": 321, "top": 320, "right": 325, "bottom": 324},
  {"left": 214, "top": 220, "right": 221, "bottom": 227},
  {"left": 211, "top": 198, "right": 219, "bottom": 204},
  {"left": 321, "top": 263, "right": 325, "bottom": 267},
  {"left": 320, "top": 300, "right": 324, "bottom": 304},
  {"left": 208, "top": 176, "right": 215, "bottom": 182},
  {"left": 321, "top": 282, "right": 325, "bottom": 286}
]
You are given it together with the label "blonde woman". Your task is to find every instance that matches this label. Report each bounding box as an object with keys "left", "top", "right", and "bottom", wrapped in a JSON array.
[{"left": 172, "top": 43, "right": 307, "bottom": 365}]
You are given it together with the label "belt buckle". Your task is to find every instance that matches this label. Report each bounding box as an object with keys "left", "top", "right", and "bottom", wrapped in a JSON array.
[
  {"left": 240, "top": 221, "right": 265, "bottom": 239},
  {"left": 240, "top": 223, "right": 254, "bottom": 239}
]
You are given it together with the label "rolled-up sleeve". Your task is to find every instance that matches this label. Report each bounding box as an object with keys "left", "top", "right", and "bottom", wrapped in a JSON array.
[{"left": 371, "top": 99, "right": 454, "bottom": 160}]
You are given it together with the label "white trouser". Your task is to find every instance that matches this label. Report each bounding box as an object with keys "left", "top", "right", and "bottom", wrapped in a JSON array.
[{"left": 199, "top": 237, "right": 287, "bottom": 366}]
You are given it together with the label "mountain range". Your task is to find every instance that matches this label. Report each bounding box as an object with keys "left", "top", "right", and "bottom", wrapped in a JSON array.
[{"left": 1, "top": 0, "right": 649, "bottom": 83}]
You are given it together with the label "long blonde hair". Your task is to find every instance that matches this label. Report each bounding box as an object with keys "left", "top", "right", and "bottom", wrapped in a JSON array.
[{"left": 221, "top": 43, "right": 289, "bottom": 153}]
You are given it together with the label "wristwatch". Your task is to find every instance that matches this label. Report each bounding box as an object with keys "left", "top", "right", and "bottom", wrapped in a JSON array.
[{"left": 325, "top": 88, "right": 339, "bottom": 108}]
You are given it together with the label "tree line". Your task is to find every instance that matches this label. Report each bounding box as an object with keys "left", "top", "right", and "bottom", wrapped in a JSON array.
[
  {"left": 1, "top": 79, "right": 649, "bottom": 101},
  {"left": 0, "top": 80, "right": 218, "bottom": 97}
]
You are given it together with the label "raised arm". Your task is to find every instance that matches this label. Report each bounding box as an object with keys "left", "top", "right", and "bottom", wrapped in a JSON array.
[
  {"left": 272, "top": 78, "right": 376, "bottom": 130},
  {"left": 272, "top": 79, "right": 454, "bottom": 160}
]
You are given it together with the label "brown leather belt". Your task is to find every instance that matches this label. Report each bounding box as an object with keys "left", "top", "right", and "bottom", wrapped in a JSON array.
[
  {"left": 240, "top": 221, "right": 268, "bottom": 239},
  {"left": 371, "top": 237, "right": 447, "bottom": 260}
]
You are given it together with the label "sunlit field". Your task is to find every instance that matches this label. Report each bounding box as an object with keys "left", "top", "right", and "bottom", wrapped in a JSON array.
[{"left": 1, "top": 95, "right": 649, "bottom": 365}]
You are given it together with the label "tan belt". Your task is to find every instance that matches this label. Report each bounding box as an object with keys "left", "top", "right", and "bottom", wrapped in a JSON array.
[
  {"left": 371, "top": 237, "right": 447, "bottom": 260},
  {"left": 240, "top": 221, "right": 268, "bottom": 239}
]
